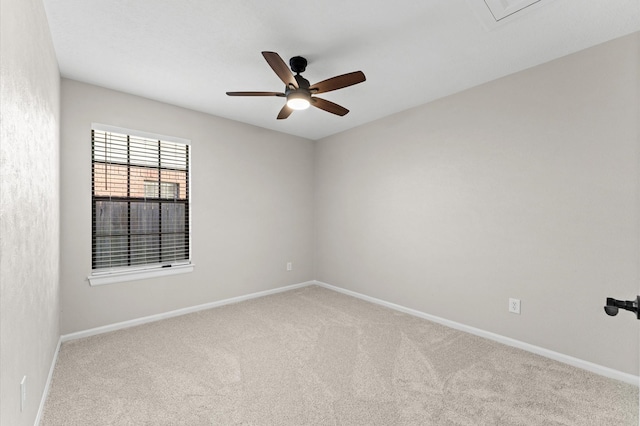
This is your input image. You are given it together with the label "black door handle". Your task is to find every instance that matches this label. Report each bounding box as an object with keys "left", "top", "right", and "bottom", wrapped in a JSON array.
[{"left": 604, "top": 296, "right": 640, "bottom": 319}]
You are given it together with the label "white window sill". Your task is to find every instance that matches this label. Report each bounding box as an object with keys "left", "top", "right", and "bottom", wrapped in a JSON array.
[{"left": 88, "top": 263, "right": 194, "bottom": 286}]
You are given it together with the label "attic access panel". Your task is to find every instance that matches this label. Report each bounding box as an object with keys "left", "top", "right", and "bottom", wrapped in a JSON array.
[
  {"left": 484, "top": 0, "right": 542, "bottom": 21},
  {"left": 466, "top": 0, "right": 553, "bottom": 29}
]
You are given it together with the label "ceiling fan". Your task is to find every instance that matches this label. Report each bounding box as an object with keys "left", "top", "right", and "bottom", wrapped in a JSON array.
[{"left": 226, "top": 51, "right": 366, "bottom": 120}]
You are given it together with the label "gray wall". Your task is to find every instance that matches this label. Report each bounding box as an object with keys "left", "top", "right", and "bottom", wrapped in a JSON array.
[
  {"left": 2, "top": 6, "right": 636, "bottom": 423},
  {"left": 315, "top": 33, "right": 640, "bottom": 375},
  {"left": 60, "top": 79, "right": 315, "bottom": 334},
  {"left": 0, "top": 0, "right": 61, "bottom": 424}
]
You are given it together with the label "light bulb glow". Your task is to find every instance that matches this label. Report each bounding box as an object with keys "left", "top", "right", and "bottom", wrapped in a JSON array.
[
  {"left": 286, "top": 91, "right": 311, "bottom": 110},
  {"left": 287, "top": 98, "right": 310, "bottom": 110}
]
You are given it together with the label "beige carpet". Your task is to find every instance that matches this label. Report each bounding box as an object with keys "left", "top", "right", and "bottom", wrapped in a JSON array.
[{"left": 42, "top": 285, "right": 637, "bottom": 425}]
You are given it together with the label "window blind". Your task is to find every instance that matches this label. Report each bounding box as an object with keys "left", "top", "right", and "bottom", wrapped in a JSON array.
[{"left": 91, "top": 129, "right": 190, "bottom": 272}]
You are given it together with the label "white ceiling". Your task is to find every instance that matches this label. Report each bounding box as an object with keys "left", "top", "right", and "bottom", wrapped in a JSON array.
[{"left": 43, "top": 0, "right": 640, "bottom": 141}]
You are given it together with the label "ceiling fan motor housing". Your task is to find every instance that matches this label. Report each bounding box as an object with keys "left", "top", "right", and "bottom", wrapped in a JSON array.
[
  {"left": 292, "top": 74, "right": 310, "bottom": 90},
  {"left": 285, "top": 82, "right": 311, "bottom": 110}
]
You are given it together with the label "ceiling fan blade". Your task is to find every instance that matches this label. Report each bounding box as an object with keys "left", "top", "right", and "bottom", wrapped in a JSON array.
[
  {"left": 226, "top": 91, "right": 285, "bottom": 97},
  {"left": 277, "top": 104, "right": 293, "bottom": 120},
  {"left": 262, "top": 51, "right": 297, "bottom": 88},
  {"left": 311, "top": 97, "right": 349, "bottom": 116},
  {"left": 309, "top": 71, "right": 366, "bottom": 94}
]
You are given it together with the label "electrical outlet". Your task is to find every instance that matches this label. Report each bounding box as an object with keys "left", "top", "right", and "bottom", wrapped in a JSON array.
[
  {"left": 509, "top": 298, "right": 521, "bottom": 314},
  {"left": 20, "top": 376, "right": 26, "bottom": 412},
  {"left": 286, "top": 262, "right": 292, "bottom": 271}
]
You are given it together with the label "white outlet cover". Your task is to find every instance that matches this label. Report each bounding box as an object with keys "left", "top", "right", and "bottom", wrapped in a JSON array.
[{"left": 509, "top": 298, "right": 521, "bottom": 314}]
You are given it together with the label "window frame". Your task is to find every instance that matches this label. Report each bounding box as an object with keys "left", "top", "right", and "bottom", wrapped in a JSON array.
[{"left": 88, "top": 123, "right": 194, "bottom": 286}]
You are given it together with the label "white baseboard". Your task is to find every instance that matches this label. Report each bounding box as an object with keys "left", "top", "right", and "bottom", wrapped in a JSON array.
[
  {"left": 42, "top": 276, "right": 637, "bottom": 425},
  {"left": 61, "top": 281, "right": 315, "bottom": 343},
  {"left": 314, "top": 280, "right": 639, "bottom": 387},
  {"left": 34, "top": 336, "right": 62, "bottom": 426}
]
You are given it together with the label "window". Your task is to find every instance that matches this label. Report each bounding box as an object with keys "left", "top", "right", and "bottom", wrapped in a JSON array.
[
  {"left": 89, "top": 124, "right": 192, "bottom": 285},
  {"left": 144, "top": 181, "right": 179, "bottom": 199}
]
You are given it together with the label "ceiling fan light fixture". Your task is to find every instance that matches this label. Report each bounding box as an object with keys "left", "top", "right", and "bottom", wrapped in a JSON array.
[
  {"left": 226, "top": 51, "right": 365, "bottom": 119},
  {"left": 286, "top": 91, "right": 311, "bottom": 110}
]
